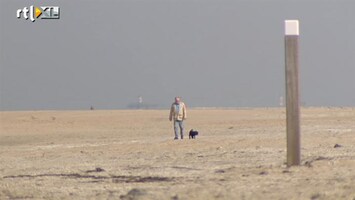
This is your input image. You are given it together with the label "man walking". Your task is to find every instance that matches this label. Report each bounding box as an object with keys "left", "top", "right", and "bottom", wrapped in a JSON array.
[{"left": 169, "top": 97, "right": 187, "bottom": 140}]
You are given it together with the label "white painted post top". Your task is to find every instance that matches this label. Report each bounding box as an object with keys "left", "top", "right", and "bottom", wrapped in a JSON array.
[{"left": 285, "top": 20, "right": 299, "bottom": 35}]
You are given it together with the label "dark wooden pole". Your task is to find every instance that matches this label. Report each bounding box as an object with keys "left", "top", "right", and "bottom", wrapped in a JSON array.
[{"left": 285, "top": 20, "right": 301, "bottom": 166}]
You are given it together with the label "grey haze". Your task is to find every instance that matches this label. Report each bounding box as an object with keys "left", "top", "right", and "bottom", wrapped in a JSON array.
[{"left": 1, "top": 0, "right": 354, "bottom": 110}]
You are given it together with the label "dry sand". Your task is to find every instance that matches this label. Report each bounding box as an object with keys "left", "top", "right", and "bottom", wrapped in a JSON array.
[{"left": 0, "top": 108, "right": 354, "bottom": 200}]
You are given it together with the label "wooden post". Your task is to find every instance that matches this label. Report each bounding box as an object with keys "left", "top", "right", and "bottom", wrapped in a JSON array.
[{"left": 285, "top": 20, "right": 301, "bottom": 166}]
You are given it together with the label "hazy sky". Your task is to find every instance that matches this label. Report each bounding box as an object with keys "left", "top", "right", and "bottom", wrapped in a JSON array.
[{"left": 1, "top": 0, "right": 354, "bottom": 111}]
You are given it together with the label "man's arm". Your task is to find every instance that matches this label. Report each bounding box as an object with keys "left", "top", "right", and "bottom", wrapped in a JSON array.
[
  {"left": 183, "top": 103, "right": 187, "bottom": 120},
  {"left": 169, "top": 104, "right": 173, "bottom": 121}
]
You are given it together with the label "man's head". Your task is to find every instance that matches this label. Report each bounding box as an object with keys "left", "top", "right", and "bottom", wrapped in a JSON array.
[{"left": 175, "top": 97, "right": 181, "bottom": 104}]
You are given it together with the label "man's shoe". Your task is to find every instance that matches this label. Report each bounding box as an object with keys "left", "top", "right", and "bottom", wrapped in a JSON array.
[{"left": 174, "top": 137, "right": 178, "bottom": 140}]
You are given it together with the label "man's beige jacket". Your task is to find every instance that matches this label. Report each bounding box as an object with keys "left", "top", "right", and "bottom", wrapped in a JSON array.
[{"left": 169, "top": 102, "right": 187, "bottom": 121}]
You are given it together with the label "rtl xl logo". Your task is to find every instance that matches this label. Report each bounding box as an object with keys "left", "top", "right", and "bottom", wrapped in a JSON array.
[{"left": 17, "top": 6, "right": 60, "bottom": 22}]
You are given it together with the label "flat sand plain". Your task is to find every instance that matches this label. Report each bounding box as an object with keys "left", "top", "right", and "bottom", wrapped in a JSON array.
[{"left": 0, "top": 108, "right": 355, "bottom": 200}]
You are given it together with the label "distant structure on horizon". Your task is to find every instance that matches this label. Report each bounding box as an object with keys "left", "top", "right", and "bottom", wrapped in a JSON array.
[
  {"left": 126, "top": 96, "right": 159, "bottom": 109},
  {"left": 279, "top": 96, "right": 285, "bottom": 107},
  {"left": 138, "top": 96, "right": 143, "bottom": 108}
]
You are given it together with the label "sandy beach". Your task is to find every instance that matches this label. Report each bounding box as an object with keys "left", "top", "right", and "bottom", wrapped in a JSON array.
[{"left": 1, "top": 108, "right": 355, "bottom": 200}]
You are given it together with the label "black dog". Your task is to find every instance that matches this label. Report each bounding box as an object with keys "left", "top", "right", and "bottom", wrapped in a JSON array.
[{"left": 189, "top": 129, "right": 199, "bottom": 139}]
